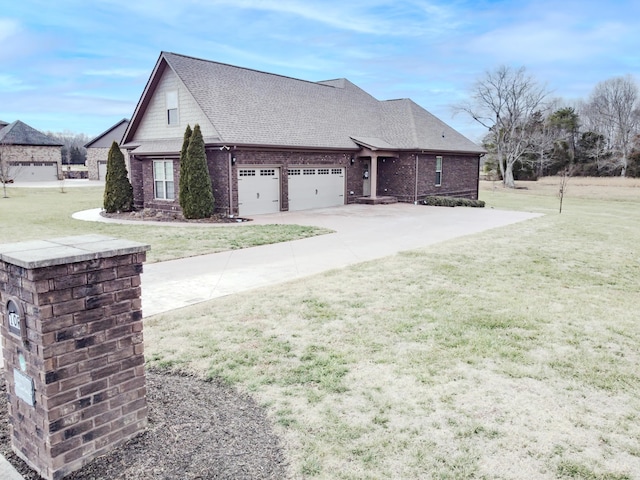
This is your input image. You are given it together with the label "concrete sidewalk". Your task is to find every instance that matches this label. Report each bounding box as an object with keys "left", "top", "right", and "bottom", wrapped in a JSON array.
[
  {"left": 134, "top": 204, "right": 540, "bottom": 316},
  {"left": 0, "top": 456, "right": 23, "bottom": 480}
]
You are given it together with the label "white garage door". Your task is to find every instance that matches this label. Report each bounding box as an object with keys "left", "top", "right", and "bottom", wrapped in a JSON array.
[
  {"left": 288, "top": 167, "right": 344, "bottom": 211},
  {"left": 11, "top": 162, "right": 58, "bottom": 182},
  {"left": 98, "top": 161, "right": 108, "bottom": 180},
  {"left": 237, "top": 167, "right": 280, "bottom": 216}
]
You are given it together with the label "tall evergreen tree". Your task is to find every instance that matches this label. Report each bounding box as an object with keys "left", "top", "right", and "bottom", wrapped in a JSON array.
[
  {"left": 103, "top": 141, "right": 133, "bottom": 213},
  {"left": 178, "top": 124, "right": 192, "bottom": 210},
  {"left": 182, "top": 124, "right": 214, "bottom": 219}
]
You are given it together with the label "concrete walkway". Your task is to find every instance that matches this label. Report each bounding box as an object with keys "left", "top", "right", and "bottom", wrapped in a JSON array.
[{"left": 75, "top": 203, "right": 541, "bottom": 317}]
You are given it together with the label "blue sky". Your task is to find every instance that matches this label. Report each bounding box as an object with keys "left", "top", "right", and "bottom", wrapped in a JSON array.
[{"left": 1, "top": 0, "right": 639, "bottom": 141}]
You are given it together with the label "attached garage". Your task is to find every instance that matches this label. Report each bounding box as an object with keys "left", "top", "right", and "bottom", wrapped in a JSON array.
[
  {"left": 237, "top": 167, "right": 281, "bottom": 215},
  {"left": 288, "top": 167, "right": 345, "bottom": 211}
]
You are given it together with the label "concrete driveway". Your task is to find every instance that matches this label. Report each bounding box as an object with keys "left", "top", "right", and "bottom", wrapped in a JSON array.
[{"left": 141, "top": 203, "right": 540, "bottom": 316}]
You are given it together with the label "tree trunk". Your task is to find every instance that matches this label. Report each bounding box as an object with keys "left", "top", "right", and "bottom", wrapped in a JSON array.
[{"left": 503, "top": 163, "right": 515, "bottom": 188}]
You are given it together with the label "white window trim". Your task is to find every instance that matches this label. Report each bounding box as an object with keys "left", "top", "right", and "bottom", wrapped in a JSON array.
[
  {"left": 435, "top": 156, "right": 443, "bottom": 186},
  {"left": 153, "top": 160, "right": 175, "bottom": 200},
  {"left": 166, "top": 91, "right": 179, "bottom": 126}
]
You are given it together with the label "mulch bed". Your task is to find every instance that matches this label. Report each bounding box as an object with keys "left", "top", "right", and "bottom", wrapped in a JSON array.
[
  {"left": 0, "top": 370, "right": 287, "bottom": 479},
  {"left": 101, "top": 210, "right": 250, "bottom": 224}
]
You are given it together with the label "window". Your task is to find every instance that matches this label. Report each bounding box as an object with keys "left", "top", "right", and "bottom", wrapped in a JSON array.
[
  {"left": 166, "top": 91, "right": 178, "bottom": 125},
  {"left": 239, "top": 169, "right": 256, "bottom": 177},
  {"left": 435, "top": 156, "right": 443, "bottom": 186},
  {"left": 318, "top": 168, "right": 330, "bottom": 175},
  {"left": 288, "top": 169, "right": 301, "bottom": 176},
  {"left": 154, "top": 160, "right": 175, "bottom": 200},
  {"left": 261, "top": 169, "right": 275, "bottom": 176}
]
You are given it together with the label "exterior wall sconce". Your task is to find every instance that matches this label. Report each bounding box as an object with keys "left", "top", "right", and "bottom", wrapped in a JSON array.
[
  {"left": 350, "top": 157, "right": 355, "bottom": 165},
  {"left": 231, "top": 155, "right": 236, "bottom": 165}
]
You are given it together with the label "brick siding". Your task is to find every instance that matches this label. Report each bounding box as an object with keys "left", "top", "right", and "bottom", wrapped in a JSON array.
[
  {"left": 128, "top": 148, "right": 480, "bottom": 214},
  {"left": 0, "top": 252, "right": 147, "bottom": 480}
]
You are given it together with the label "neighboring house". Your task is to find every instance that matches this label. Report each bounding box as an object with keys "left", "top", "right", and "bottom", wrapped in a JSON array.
[
  {"left": 0, "top": 120, "right": 63, "bottom": 182},
  {"left": 84, "top": 119, "right": 130, "bottom": 180},
  {"left": 122, "top": 52, "right": 485, "bottom": 216}
]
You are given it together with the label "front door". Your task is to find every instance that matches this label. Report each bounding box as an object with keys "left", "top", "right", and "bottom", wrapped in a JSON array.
[{"left": 362, "top": 159, "right": 371, "bottom": 196}]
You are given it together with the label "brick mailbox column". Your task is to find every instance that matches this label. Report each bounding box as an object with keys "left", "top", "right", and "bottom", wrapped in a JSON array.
[{"left": 0, "top": 234, "right": 150, "bottom": 480}]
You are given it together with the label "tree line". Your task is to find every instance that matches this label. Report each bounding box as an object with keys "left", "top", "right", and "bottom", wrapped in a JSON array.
[
  {"left": 46, "top": 131, "right": 90, "bottom": 165},
  {"left": 457, "top": 66, "right": 640, "bottom": 187}
]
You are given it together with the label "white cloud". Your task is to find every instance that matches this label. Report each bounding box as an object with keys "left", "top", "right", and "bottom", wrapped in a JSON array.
[
  {"left": 0, "top": 18, "right": 20, "bottom": 41},
  {"left": 204, "top": 0, "right": 457, "bottom": 36},
  {"left": 83, "top": 68, "right": 148, "bottom": 78},
  {"left": 0, "top": 74, "right": 33, "bottom": 92}
]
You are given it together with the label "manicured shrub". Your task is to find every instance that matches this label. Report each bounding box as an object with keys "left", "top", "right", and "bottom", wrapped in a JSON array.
[
  {"left": 421, "top": 196, "right": 485, "bottom": 208},
  {"left": 178, "top": 124, "right": 192, "bottom": 210},
  {"left": 103, "top": 141, "right": 133, "bottom": 212},
  {"left": 181, "top": 124, "right": 214, "bottom": 219}
]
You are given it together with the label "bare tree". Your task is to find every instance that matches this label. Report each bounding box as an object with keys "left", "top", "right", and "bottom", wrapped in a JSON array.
[
  {"left": 557, "top": 166, "right": 574, "bottom": 214},
  {"left": 456, "top": 65, "right": 549, "bottom": 188},
  {"left": 584, "top": 75, "right": 640, "bottom": 176},
  {"left": 0, "top": 140, "right": 22, "bottom": 198}
]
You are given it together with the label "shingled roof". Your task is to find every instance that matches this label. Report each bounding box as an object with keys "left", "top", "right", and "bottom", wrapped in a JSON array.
[
  {"left": 0, "top": 120, "right": 62, "bottom": 146},
  {"left": 125, "top": 52, "right": 484, "bottom": 154}
]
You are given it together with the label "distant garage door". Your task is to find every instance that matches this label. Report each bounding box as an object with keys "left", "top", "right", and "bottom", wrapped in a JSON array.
[
  {"left": 11, "top": 162, "right": 58, "bottom": 182},
  {"left": 98, "top": 161, "right": 108, "bottom": 180},
  {"left": 237, "top": 167, "right": 281, "bottom": 216},
  {"left": 288, "top": 167, "right": 345, "bottom": 211}
]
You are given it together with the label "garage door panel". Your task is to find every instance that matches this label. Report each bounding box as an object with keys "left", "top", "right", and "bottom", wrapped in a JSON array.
[
  {"left": 238, "top": 168, "right": 280, "bottom": 216},
  {"left": 11, "top": 162, "right": 58, "bottom": 182},
  {"left": 288, "top": 167, "right": 344, "bottom": 211}
]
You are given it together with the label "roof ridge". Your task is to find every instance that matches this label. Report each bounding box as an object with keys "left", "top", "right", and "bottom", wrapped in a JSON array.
[{"left": 162, "top": 51, "right": 338, "bottom": 89}]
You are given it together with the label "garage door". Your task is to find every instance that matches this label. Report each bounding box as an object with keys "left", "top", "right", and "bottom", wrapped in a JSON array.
[
  {"left": 288, "top": 167, "right": 344, "bottom": 211},
  {"left": 237, "top": 167, "right": 280, "bottom": 216},
  {"left": 98, "top": 161, "right": 107, "bottom": 180},
  {"left": 11, "top": 162, "right": 58, "bottom": 182}
]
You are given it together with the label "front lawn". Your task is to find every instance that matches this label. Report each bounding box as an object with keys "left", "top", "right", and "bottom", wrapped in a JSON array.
[{"left": 145, "top": 177, "right": 640, "bottom": 478}]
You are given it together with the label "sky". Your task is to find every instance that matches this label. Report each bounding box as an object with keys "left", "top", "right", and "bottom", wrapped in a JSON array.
[{"left": 1, "top": 0, "right": 639, "bottom": 142}]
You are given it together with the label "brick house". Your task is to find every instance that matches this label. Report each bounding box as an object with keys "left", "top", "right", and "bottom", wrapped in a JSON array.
[
  {"left": 122, "top": 52, "right": 485, "bottom": 216},
  {"left": 0, "top": 120, "right": 63, "bottom": 182},
  {"left": 84, "top": 118, "right": 130, "bottom": 180}
]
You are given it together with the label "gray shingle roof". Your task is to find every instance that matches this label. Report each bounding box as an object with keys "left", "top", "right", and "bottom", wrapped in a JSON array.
[
  {"left": 127, "top": 52, "right": 484, "bottom": 154},
  {"left": 84, "top": 119, "right": 130, "bottom": 148},
  {"left": 0, "top": 120, "right": 63, "bottom": 146}
]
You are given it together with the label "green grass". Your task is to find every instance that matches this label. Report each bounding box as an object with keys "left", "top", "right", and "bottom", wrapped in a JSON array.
[
  {"left": 144, "top": 179, "right": 640, "bottom": 478},
  {"left": 0, "top": 187, "right": 331, "bottom": 262}
]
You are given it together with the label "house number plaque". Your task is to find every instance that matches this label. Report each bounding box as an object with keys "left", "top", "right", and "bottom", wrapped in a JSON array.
[{"left": 6, "top": 297, "right": 27, "bottom": 342}]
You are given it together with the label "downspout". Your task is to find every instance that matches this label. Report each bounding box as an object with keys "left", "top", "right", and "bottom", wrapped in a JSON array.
[
  {"left": 228, "top": 150, "right": 233, "bottom": 216},
  {"left": 414, "top": 154, "right": 419, "bottom": 204},
  {"left": 477, "top": 154, "right": 484, "bottom": 200}
]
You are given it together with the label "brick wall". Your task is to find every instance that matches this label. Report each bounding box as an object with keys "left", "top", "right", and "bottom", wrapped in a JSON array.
[
  {"left": 129, "top": 149, "right": 480, "bottom": 213},
  {"left": 0, "top": 244, "right": 148, "bottom": 480},
  {"left": 377, "top": 153, "right": 480, "bottom": 201}
]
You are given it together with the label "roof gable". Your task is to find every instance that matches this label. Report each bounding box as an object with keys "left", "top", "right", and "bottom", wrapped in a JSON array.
[
  {"left": 0, "top": 120, "right": 62, "bottom": 147},
  {"left": 124, "top": 52, "right": 484, "bottom": 154},
  {"left": 85, "top": 119, "right": 130, "bottom": 148}
]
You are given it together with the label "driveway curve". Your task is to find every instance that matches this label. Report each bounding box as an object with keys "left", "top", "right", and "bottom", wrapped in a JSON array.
[{"left": 127, "top": 203, "right": 540, "bottom": 317}]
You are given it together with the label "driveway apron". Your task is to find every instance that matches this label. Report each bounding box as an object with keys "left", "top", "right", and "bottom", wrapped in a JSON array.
[{"left": 141, "top": 204, "right": 540, "bottom": 316}]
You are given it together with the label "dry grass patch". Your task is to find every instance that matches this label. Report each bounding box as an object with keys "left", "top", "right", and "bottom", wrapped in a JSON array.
[{"left": 145, "top": 181, "right": 640, "bottom": 478}]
